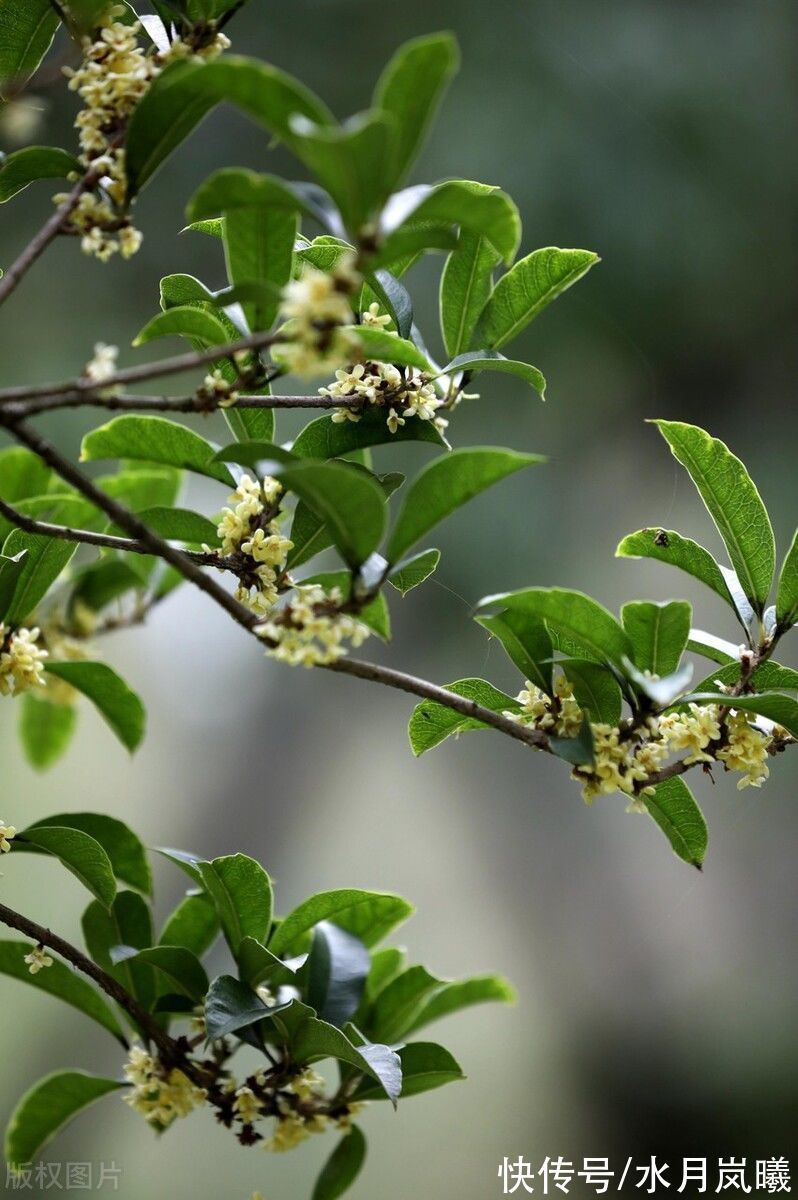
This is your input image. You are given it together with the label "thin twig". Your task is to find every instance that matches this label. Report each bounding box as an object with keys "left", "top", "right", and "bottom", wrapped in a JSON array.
[
  {"left": 2, "top": 392, "right": 357, "bottom": 419},
  {"left": 0, "top": 174, "right": 95, "bottom": 310},
  {"left": 0, "top": 332, "right": 283, "bottom": 405}
]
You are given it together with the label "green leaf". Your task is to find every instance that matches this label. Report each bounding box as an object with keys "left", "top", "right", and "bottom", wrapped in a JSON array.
[
  {"left": 643, "top": 777, "right": 708, "bottom": 868},
  {"left": 352, "top": 1042, "right": 464, "bottom": 1101},
  {"left": 549, "top": 716, "right": 595, "bottom": 767},
  {"left": 388, "top": 548, "right": 440, "bottom": 596},
  {"left": 442, "top": 350, "right": 546, "bottom": 398},
  {"left": 237, "top": 937, "right": 297, "bottom": 989},
  {"left": 0, "top": 147, "right": 80, "bottom": 203},
  {"left": 133, "top": 305, "right": 232, "bottom": 349},
  {"left": 692, "top": 659, "right": 798, "bottom": 697},
  {"left": 621, "top": 600, "right": 691, "bottom": 676},
  {"left": 277, "top": 460, "right": 386, "bottom": 568},
  {"left": 404, "top": 974, "right": 516, "bottom": 1035},
  {"left": 82, "top": 891, "right": 154, "bottom": 1016},
  {"left": 224, "top": 208, "right": 295, "bottom": 333},
  {"left": 381, "top": 180, "right": 520, "bottom": 266},
  {"left": 154, "top": 846, "right": 203, "bottom": 886},
  {"left": 2, "top": 495, "right": 98, "bottom": 623},
  {"left": 112, "top": 946, "right": 208, "bottom": 1002},
  {"left": 560, "top": 660, "right": 623, "bottom": 725},
  {"left": 299, "top": 569, "right": 391, "bottom": 642},
  {"left": 0, "top": 446, "right": 51, "bottom": 513},
  {"left": 346, "top": 325, "right": 432, "bottom": 372},
  {"left": 291, "top": 1016, "right": 401, "bottom": 1103},
  {"left": 387, "top": 447, "right": 541, "bottom": 562},
  {"left": 187, "top": 167, "right": 322, "bottom": 225},
  {"left": 686, "top": 629, "right": 739, "bottom": 665},
  {"left": 475, "top": 610, "right": 553, "bottom": 695},
  {"left": 362, "top": 947, "right": 406, "bottom": 1005},
  {"left": 476, "top": 247, "right": 599, "bottom": 349},
  {"left": 367, "top": 965, "right": 442, "bottom": 1044},
  {"left": 198, "top": 854, "right": 273, "bottom": 958},
  {"left": 159, "top": 893, "right": 219, "bottom": 958},
  {"left": 616, "top": 527, "right": 732, "bottom": 605},
  {"left": 0, "top": 1, "right": 59, "bottom": 99},
  {"left": 440, "top": 227, "right": 500, "bottom": 358},
  {"left": 653, "top": 421, "right": 775, "bottom": 612},
  {"left": 408, "top": 678, "right": 519, "bottom": 757},
  {"left": 81, "top": 416, "right": 234, "bottom": 485},
  {"left": 0, "top": 942, "right": 126, "bottom": 1044},
  {"left": 312, "top": 1126, "right": 367, "bottom": 1200},
  {"left": 25, "top": 812, "right": 151, "bottom": 895},
  {"left": 270, "top": 890, "right": 413, "bottom": 958},
  {"left": 213, "top": 440, "right": 296, "bottom": 470},
  {"left": 364, "top": 269, "right": 413, "bottom": 338},
  {"left": 372, "top": 32, "right": 459, "bottom": 190},
  {"left": 44, "top": 662, "right": 145, "bottom": 753},
  {"left": 776, "top": 529, "right": 798, "bottom": 629},
  {"left": 204, "top": 974, "right": 281, "bottom": 1044},
  {"left": 17, "top": 826, "right": 116, "bottom": 908},
  {"left": 291, "top": 408, "right": 445, "bottom": 462},
  {"left": 306, "top": 922, "right": 371, "bottom": 1029},
  {"left": 19, "top": 694, "right": 77, "bottom": 771},
  {"left": 125, "top": 55, "right": 335, "bottom": 195},
  {"left": 130, "top": 506, "right": 220, "bottom": 547},
  {"left": 4, "top": 1073, "right": 124, "bottom": 1167},
  {"left": 687, "top": 692, "right": 798, "bottom": 739},
  {"left": 478, "top": 587, "right": 633, "bottom": 670},
  {"left": 69, "top": 559, "right": 144, "bottom": 615}
]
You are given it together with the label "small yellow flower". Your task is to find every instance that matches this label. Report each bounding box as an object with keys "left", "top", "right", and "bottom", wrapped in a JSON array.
[
  {"left": 0, "top": 822, "right": 16, "bottom": 853},
  {"left": 24, "top": 945, "right": 54, "bottom": 975}
]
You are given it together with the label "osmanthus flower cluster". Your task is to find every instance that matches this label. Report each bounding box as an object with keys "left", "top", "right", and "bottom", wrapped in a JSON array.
[{"left": 0, "top": 820, "right": 514, "bottom": 1197}]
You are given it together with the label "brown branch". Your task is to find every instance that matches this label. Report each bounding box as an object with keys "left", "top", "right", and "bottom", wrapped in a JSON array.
[
  {"left": 0, "top": 495, "right": 238, "bottom": 571},
  {"left": 0, "top": 173, "right": 96, "bottom": 310},
  {"left": 3, "top": 392, "right": 351, "bottom": 419},
  {"left": 0, "top": 332, "right": 283, "bottom": 406}
]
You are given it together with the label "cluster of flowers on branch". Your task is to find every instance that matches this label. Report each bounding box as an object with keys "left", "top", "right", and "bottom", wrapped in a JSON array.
[
  {"left": 216, "top": 474, "right": 293, "bottom": 617},
  {"left": 275, "top": 260, "right": 361, "bottom": 378},
  {"left": 256, "top": 584, "right": 371, "bottom": 667},
  {"left": 0, "top": 624, "right": 47, "bottom": 696}
]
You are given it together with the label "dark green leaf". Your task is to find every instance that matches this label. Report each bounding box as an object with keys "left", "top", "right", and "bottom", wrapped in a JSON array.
[
  {"left": 560, "top": 660, "right": 623, "bottom": 725},
  {"left": 44, "top": 662, "right": 145, "bottom": 753},
  {"left": 131, "top": 506, "right": 220, "bottom": 547},
  {"left": 404, "top": 974, "right": 516, "bottom": 1035},
  {"left": 387, "top": 447, "right": 541, "bottom": 562},
  {"left": 213, "top": 440, "right": 296, "bottom": 470},
  {"left": 291, "top": 408, "right": 445, "bottom": 461},
  {"left": 198, "top": 854, "right": 274, "bottom": 958},
  {"left": 2, "top": 495, "right": 99, "bottom": 623},
  {"left": 479, "top": 587, "right": 633, "bottom": 670},
  {"left": 291, "top": 1016, "right": 401, "bottom": 1103},
  {"left": 352, "top": 1042, "right": 464, "bottom": 1100},
  {"left": 0, "top": 1, "right": 59, "bottom": 98},
  {"left": 159, "top": 893, "right": 219, "bottom": 958},
  {"left": 82, "top": 891, "right": 155, "bottom": 1016},
  {"left": 306, "top": 922, "right": 370, "bottom": 1029},
  {"left": 0, "top": 942, "right": 125, "bottom": 1044},
  {"left": 270, "top": 890, "right": 413, "bottom": 958},
  {"left": 347, "top": 325, "right": 432, "bottom": 371},
  {"left": 312, "top": 1127, "right": 367, "bottom": 1200},
  {"left": 621, "top": 600, "right": 691, "bottom": 676},
  {"left": 17, "top": 826, "right": 115, "bottom": 908},
  {"left": 133, "top": 305, "right": 232, "bottom": 348},
  {"left": 81, "top": 416, "right": 234, "bottom": 485},
  {"left": 549, "top": 717, "right": 595, "bottom": 766},
  {"left": 687, "top": 692, "right": 798, "bottom": 739},
  {"left": 0, "top": 147, "right": 80, "bottom": 203},
  {"left": 112, "top": 946, "right": 207, "bottom": 1002},
  {"left": 616, "top": 527, "right": 732, "bottom": 604},
  {"left": 277, "top": 460, "right": 386, "bottom": 568},
  {"left": 475, "top": 610, "right": 553, "bottom": 695},
  {"left": 408, "top": 678, "right": 519, "bottom": 756},
  {"left": 237, "top": 937, "right": 298, "bottom": 989},
  {"left": 686, "top": 629, "right": 739, "bottom": 665},
  {"left": 4, "top": 1073, "right": 124, "bottom": 1167},
  {"left": 202, "top": 975, "right": 275, "bottom": 1044},
  {"left": 388, "top": 548, "right": 440, "bottom": 596},
  {"left": 691, "top": 659, "right": 798, "bottom": 697},
  {"left": 126, "top": 55, "right": 334, "bottom": 195},
  {"left": 643, "top": 777, "right": 708, "bottom": 868},
  {"left": 440, "top": 227, "right": 500, "bottom": 358},
  {"left": 19, "top": 694, "right": 77, "bottom": 771},
  {"left": 442, "top": 350, "right": 545, "bottom": 398},
  {"left": 653, "top": 421, "right": 775, "bottom": 612},
  {"left": 476, "top": 247, "right": 599, "bottom": 349},
  {"left": 366, "top": 965, "right": 441, "bottom": 1044},
  {"left": 776, "top": 529, "right": 798, "bottom": 629},
  {"left": 365, "top": 270, "right": 413, "bottom": 339},
  {"left": 25, "top": 812, "right": 151, "bottom": 895},
  {"left": 224, "top": 208, "right": 295, "bottom": 333},
  {"left": 372, "top": 32, "right": 459, "bottom": 190},
  {"left": 381, "top": 180, "right": 520, "bottom": 266}
]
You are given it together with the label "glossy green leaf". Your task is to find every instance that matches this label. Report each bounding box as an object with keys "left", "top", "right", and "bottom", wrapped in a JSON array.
[
  {"left": 476, "top": 247, "right": 599, "bottom": 349},
  {"left": 198, "top": 854, "right": 273, "bottom": 958},
  {"left": 388, "top": 548, "right": 440, "bottom": 596},
  {"left": 372, "top": 32, "right": 459, "bottom": 189},
  {"left": 213, "top": 440, "right": 296, "bottom": 470},
  {"left": 367, "top": 965, "right": 442, "bottom": 1044},
  {"left": 4, "top": 1073, "right": 124, "bottom": 1167},
  {"left": 621, "top": 600, "right": 691, "bottom": 676},
  {"left": 653, "top": 421, "right": 775, "bottom": 612},
  {"left": 0, "top": 447, "right": 51, "bottom": 518},
  {"left": 0, "top": 942, "right": 126, "bottom": 1044},
  {"left": 291, "top": 408, "right": 445, "bottom": 461},
  {"left": 408, "top": 678, "right": 519, "bottom": 756},
  {"left": 312, "top": 1126, "right": 367, "bottom": 1200},
  {"left": 159, "top": 892, "right": 219, "bottom": 958},
  {"left": 237, "top": 937, "right": 298, "bottom": 989},
  {"left": 224, "top": 208, "right": 296, "bottom": 333},
  {"left": 277, "top": 460, "right": 386, "bottom": 568},
  {"left": 44, "top": 662, "right": 145, "bottom": 753},
  {"left": 404, "top": 974, "right": 516, "bottom": 1035},
  {"left": 82, "top": 891, "right": 154, "bottom": 1016},
  {"left": 687, "top": 692, "right": 798, "bottom": 739},
  {"left": 2, "top": 495, "right": 99, "bottom": 623},
  {"left": 112, "top": 946, "right": 208, "bottom": 1002},
  {"left": 270, "top": 890, "right": 412, "bottom": 958},
  {"left": 776, "top": 529, "right": 798, "bottom": 629},
  {"left": 381, "top": 180, "right": 520, "bottom": 266},
  {"left": 352, "top": 1042, "right": 464, "bottom": 1101},
  {"left": 125, "top": 55, "right": 334, "bottom": 195},
  {"left": 475, "top": 610, "right": 553, "bottom": 695},
  {"left": 560, "top": 659, "right": 623, "bottom": 725},
  {"left": 133, "top": 305, "right": 231, "bottom": 349},
  {"left": 24, "top": 812, "right": 151, "bottom": 895},
  {"left": 686, "top": 629, "right": 739, "bottom": 665},
  {"left": 346, "top": 325, "right": 432, "bottom": 371},
  {"left": 364, "top": 269, "right": 413, "bottom": 338},
  {"left": 643, "top": 777, "right": 708, "bottom": 868},
  {"left": 306, "top": 922, "right": 371, "bottom": 1029},
  {"left": 19, "top": 694, "right": 77, "bottom": 771},
  {"left": 17, "top": 826, "right": 116, "bottom": 908},
  {"left": 0, "top": 1, "right": 59, "bottom": 98},
  {"left": 81, "top": 416, "right": 234, "bottom": 485},
  {"left": 616, "top": 527, "right": 732, "bottom": 604},
  {"left": 479, "top": 587, "right": 633, "bottom": 670},
  {"left": 131, "top": 506, "right": 220, "bottom": 547},
  {"left": 187, "top": 167, "right": 323, "bottom": 225},
  {"left": 549, "top": 716, "right": 595, "bottom": 767},
  {"left": 0, "top": 147, "right": 80, "bottom": 203},
  {"left": 691, "top": 659, "right": 798, "bottom": 698},
  {"left": 442, "top": 350, "right": 546, "bottom": 398},
  {"left": 440, "top": 227, "right": 500, "bottom": 358},
  {"left": 386, "top": 447, "right": 541, "bottom": 562},
  {"left": 291, "top": 1016, "right": 401, "bottom": 1103},
  {"left": 202, "top": 975, "right": 276, "bottom": 1043}
]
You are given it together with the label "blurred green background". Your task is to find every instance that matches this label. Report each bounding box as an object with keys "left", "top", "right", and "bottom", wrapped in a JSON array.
[{"left": 1, "top": 0, "right": 796, "bottom": 1196}]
